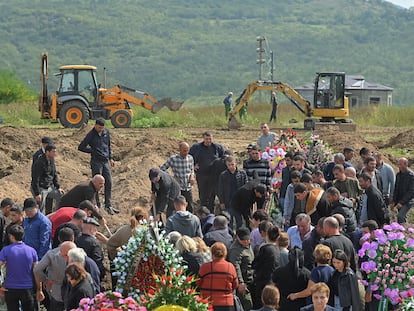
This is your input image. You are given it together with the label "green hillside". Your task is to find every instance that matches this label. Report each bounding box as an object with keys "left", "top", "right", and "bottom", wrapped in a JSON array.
[{"left": 0, "top": 0, "right": 413, "bottom": 104}]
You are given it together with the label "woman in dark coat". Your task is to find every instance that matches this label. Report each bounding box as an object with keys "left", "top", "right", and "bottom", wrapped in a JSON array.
[
  {"left": 272, "top": 247, "right": 311, "bottom": 311},
  {"left": 64, "top": 263, "right": 95, "bottom": 311}
]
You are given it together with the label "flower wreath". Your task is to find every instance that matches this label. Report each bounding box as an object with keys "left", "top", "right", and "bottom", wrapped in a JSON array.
[{"left": 113, "top": 221, "right": 183, "bottom": 301}]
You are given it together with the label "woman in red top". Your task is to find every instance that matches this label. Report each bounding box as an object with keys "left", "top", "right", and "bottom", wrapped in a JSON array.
[{"left": 198, "top": 242, "right": 238, "bottom": 311}]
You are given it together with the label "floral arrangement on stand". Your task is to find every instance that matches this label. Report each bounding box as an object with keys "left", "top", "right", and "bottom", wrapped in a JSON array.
[
  {"left": 74, "top": 291, "right": 147, "bottom": 311},
  {"left": 113, "top": 220, "right": 183, "bottom": 301},
  {"left": 142, "top": 269, "right": 211, "bottom": 311},
  {"left": 358, "top": 222, "right": 414, "bottom": 308},
  {"left": 301, "top": 132, "right": 333, "bottom": 170}
]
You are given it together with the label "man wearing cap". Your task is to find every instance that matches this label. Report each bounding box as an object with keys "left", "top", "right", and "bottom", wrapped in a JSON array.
[
  {"left": 0, "top": 198, "right": 14, "bottom": 250},
  {"left": 32, "top": 136, "right": 53, "bottom": 168},
  {"left": 22, "top": 198, "right": 52, "bottom": 260},
  {"left": 78, "top": 118, "right": 118, "bottom": 215},
  {"left": 75, "top": 217, "right": 105, "bottom": 280},
  {"left": 58, "top": 174, "right": 104, "bottom": 210},
  {"left": 165, "top": 195, "right": 203, "bottom": 238},
  {"left": 160, "top": 141, "right": 195, "bottom": 213},
  {"left": 228, "top": 227, "right": 254, "bottom": 311},
  {"left": 189, "top": 132, "right": 225, "bottom": 210},
  {"left": 31, "top": 144, "right": 64, "bottom": 214},
  {"left": 149, "top": 168, "right": 181, "bottom": 220}
]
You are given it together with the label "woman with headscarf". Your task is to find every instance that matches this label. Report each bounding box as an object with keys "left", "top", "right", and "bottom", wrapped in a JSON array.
[{"left": 272, "top": 247, "right": 311, "bottom": 311}]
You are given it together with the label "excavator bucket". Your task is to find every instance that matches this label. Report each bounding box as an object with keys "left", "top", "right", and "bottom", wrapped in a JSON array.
[
  {"left": 152, "top": 98, "right": 184, "bottom": 113},
  {"left": 228, "top": 116, "right": 242, "bottom": 129}
]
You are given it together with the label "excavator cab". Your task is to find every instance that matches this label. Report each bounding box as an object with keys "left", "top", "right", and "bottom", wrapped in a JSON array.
[{"left": 314, "top": 72, "right": 345, "bottom": 110}]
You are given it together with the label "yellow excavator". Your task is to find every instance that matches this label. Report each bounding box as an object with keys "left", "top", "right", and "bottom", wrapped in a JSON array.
[
  {"left": 39, "top": 53, "right": 183, "bottom": 128},
  {"left": 228, "top": 72, "right": 353, "bottom": 130}
]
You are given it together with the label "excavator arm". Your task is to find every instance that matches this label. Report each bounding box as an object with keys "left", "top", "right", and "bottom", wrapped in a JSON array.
[
  {"left": 100, "top": 85, "right": 183, "bottom": 113},
  {"left": 228, "top": 80, "right": 313, "bottom": 128}
]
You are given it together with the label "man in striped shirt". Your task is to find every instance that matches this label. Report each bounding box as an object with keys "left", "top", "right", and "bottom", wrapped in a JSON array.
[{"left": 161, "top": 142, "right": 196, "bottom": 212}]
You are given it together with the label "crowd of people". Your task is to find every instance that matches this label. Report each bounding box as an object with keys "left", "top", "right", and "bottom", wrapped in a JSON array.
[{"left": 0, "top": 119, "right": 413, "bottom": 311}]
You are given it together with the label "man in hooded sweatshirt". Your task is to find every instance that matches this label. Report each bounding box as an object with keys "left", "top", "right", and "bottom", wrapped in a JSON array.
[{"left": 165, "top": 195, "right": 203, "bottom": 238}]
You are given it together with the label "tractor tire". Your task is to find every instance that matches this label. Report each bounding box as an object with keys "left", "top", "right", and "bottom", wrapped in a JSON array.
[
  {"left": 59, "top": 101, "right": 89, "bottom": 128},
  {"left": 111, "top": 110, "right": 132, "bottom": 128}
]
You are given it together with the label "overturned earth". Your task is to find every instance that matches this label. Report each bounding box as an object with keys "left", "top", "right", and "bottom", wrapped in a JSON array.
[{"left": 0, "top": 125, "right": 413, "bottom": 233}]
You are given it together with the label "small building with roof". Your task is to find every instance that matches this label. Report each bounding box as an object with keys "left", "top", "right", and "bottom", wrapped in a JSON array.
[{"left": 295, "top": 75, "right": 393, "bottom": 107}]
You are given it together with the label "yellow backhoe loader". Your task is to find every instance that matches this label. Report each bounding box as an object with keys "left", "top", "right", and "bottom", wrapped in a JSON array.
[
  {"left": 228, "top": 72, "right": 354, "bottom": 130},
  {"left": 39, "top": 53, "right": 183, "bottom": 128}
]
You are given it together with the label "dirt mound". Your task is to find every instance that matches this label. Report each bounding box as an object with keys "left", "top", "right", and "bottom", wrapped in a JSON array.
[
  {"left": 380, "top": 128, "right": 414, "bottom": 150},
  {"left": 0, "top": 125, "right": 411, "bottom": 232}
]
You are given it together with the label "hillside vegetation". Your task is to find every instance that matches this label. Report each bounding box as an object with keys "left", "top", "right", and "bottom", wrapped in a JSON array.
[{"left": 0, "top": 0, "right": 413, "bottom": 104}]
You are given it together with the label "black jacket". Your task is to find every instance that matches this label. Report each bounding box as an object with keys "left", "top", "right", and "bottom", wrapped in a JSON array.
[
  {"left": 252, "top": 243, "right": 281, "bottom": 287},
  {"left": 329, "top": 197, "right": 357, "bottom": 235},
  {"left": 231, "top": 180, "right": 265, "bottom": 215},
  {"left": 59, "top": 181, "right": 98, "bottom": 208},
  {"left": 393, "top": 169, "right": 414, "bottom": 206},
  {"left": 64, "top": 278, "right": 95, "bottom": 311},
  {"left": 152, "top": 170, "right": 181, "bottom": 214},
  {"left": 189, "top": 141, "right": 224, "bottom": 175},
  {"left": 31, "top": 153, "right": 60, "bottom": 196},
  {"left": 78, "top": 127, "right": 112, "bottom": 162},
  {"left": 218, "top": 168, "right": 248, "bottom": 209},
  {"left": 365, "top": 185, "right": 389, "bottom": 227},
  {"left": 329, "top": 269, "right": 363, "bottom": 311},
  {"left": 75, "top": 233, "right": 105, "bottom": 280},
  {"left": 323, "top": 234, "right": 357, "bottom": 272}
]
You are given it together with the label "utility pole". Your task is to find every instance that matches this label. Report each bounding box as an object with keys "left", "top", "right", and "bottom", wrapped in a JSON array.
[
  {"left": 256, "top": 36, "right": 266, "bottom": 81},
  {"left": 270, "top": 50, "right": 274, "bottom": 81}
]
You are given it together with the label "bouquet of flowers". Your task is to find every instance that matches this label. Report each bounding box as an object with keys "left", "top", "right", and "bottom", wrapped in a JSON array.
[
  {"left": 74, "top": 291, "right": 146, "bottom": 311},
  {"left": 358, "top": 222, "right": 414, "bottom": 306},
  {"left": 113, "top": 220, "right": 184, "bottom": 301},
  {"left": 141, "top": 268, "right": 211, "bottom": 311},
  {"left": 301, "top": 132, "right": 333, "bottom": 170}
]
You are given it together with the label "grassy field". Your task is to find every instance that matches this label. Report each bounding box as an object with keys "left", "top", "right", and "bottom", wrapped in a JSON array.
[{"left": 0, "top": 100, "right": 414, "bottom": 129}]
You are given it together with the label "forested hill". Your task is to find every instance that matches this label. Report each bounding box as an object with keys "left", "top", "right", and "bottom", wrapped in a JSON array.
[{"left": 0, "top": 0, "right": 413, "bottom": 104}]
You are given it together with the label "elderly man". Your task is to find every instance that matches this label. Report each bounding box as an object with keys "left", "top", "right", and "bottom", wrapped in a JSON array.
[
  {"left": 34, "top": 227, "right": 75, "bottom": 310},
  {"left": 161, "top": 141, "right": 195, "bottom": 212},
  {"left": 287, "top": 213, "right": 314, "bottom": 249},
  {"left": 75, "top": 217, "right": 105, "bottom": 280},
  {"left": 392, "top": 157, "right": 414, "bottom": 223},
  {"left": 58, "top": 174, "right": 105, "bottom": 210}
]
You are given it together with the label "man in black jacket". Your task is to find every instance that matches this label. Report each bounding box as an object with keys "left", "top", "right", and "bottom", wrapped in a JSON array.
[
  {"left": 31, "top": 144, "right": 64, "bottom": 214},
  {"left": 230, "top": 181, "right": 266, "bottom": 230},
  {"left": 149, "top": 168, "right": 181, "bottom": 220},
  {"left": 59, "top": 175, "right": 104, "bottom": 209},
  {"left": 218, "top": 156, "right": 248, "bottom": 212},
  {"left": 358, "top": 173, "right": 389, "bottom": 227},
  {"left": 78, "top": 118, "right": 118, "bottom": 214},
  {"left": 392, "top": 157, "right": 414, "bottom": 223},
  {"left": 325, "top": 187, "right": 357, "bottom": 237}
]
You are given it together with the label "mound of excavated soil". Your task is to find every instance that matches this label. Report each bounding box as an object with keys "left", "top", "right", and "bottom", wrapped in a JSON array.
[{"left": 0, "top": 125, "right": 413, "bottom": 232}]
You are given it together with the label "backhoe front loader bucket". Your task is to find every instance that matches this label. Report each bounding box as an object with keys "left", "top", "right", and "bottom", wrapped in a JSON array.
[
  {"left": 228, "top": 116, "right": 242, "bottom": 129},
  {"left": 152, "top": 98, "right": 184, "bottom": 113}
]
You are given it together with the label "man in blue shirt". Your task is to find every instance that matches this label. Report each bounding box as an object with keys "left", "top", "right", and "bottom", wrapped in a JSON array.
[
  {"left": 78, "top": 118, "right": 119, "bottom": 215},
  {"left": 22, "top": 198, "right": 51, "bottom": 260}
]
